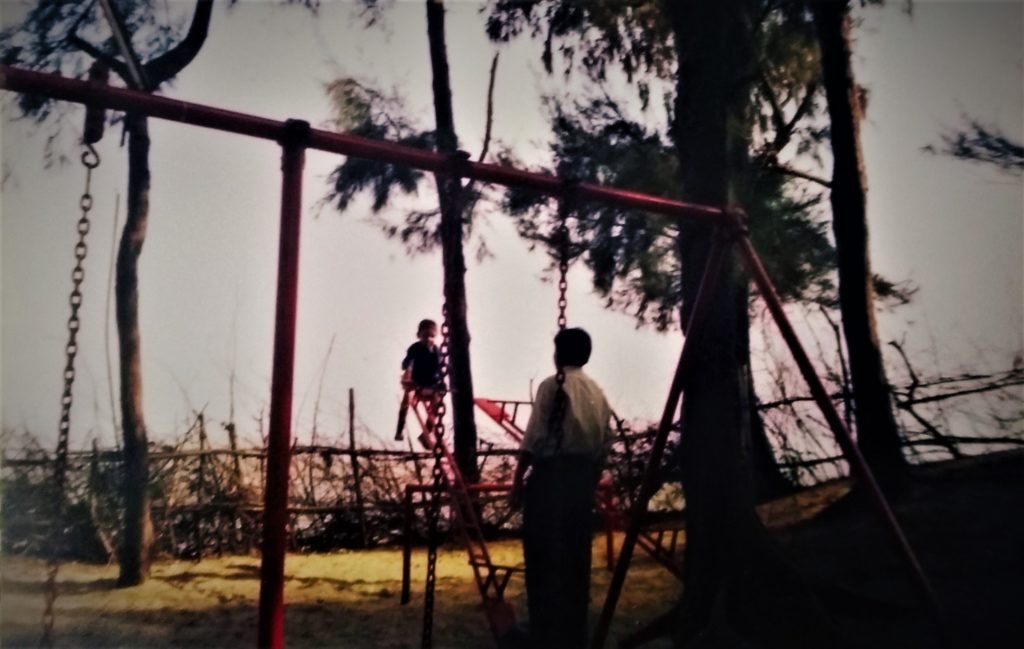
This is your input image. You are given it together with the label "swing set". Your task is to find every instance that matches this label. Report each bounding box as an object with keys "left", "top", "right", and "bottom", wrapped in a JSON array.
[{"left": 1, "top": 64, "right": 938, "bottom": 649}]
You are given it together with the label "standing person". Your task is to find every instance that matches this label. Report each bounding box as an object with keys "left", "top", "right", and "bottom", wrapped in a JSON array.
[
  {"left": 510, "top": 327, "right": 613, "bottom": 649},
  {"left": 399, "top": 319, "right": 442, "bottom": 447}
]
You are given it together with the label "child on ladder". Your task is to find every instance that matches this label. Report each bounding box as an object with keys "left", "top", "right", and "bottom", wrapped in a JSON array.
[
  {"left": 510, "top": 327, "right": 613, "bottom": 649},
  {"left": 399, "top": 318, "right": 442, "bottom": 448}
]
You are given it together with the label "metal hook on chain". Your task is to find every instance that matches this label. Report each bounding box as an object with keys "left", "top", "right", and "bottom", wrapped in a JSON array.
[{"left": 81, "top": 144, "right": 100, "bottom": 170}]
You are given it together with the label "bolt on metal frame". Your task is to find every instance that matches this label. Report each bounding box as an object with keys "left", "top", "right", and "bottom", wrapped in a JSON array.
[{"left": 0, "top": 65, "right": 937, "bottom": 649}]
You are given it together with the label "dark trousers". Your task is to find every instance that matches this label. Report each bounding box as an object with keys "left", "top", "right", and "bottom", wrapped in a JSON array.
[{"left": 523, "top": 455, "right": 598, "bottom": 649}]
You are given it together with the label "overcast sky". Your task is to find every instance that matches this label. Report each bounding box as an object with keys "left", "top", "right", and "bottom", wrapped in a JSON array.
[{"left": 1, "top": 1, "right": 1021, "bottom": 452}]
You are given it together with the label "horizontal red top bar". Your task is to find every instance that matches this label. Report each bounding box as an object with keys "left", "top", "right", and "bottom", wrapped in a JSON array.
[{"left": 0, "top": 65, "right": 725, "bottom": 224}]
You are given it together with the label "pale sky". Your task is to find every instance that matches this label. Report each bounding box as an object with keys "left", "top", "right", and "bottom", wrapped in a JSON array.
[{"left": 1, "top": 0, "right": 1021, "bottom": 452}]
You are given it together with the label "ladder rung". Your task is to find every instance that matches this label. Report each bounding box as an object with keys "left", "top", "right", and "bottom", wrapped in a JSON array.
[{"left": 480, "top": 563, "right": 523, "bottom": 573}]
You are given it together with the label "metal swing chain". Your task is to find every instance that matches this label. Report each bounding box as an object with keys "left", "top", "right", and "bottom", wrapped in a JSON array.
[
  {"left": 549, "top": 192, "right": 573, "bottom": 448},
  {"left": 421, "top": 304, "right": 452, "bottom": 649},
  {"left": 555, "top": 194, "right": 570, "bottom": 332},
  {"left": 40, "top": 145, "right": 100, "bottom": 649}
]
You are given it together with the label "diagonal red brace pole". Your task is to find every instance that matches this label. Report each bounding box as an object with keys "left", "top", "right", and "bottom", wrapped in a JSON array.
[
  {"left": 593, "top": 219, "right": 939, "bottom": 648},
  {"left": 591, "top": 235, "right": 731, "bottom": 649},
  {"left": 257, "top": 119, "right": 310, "bottom": 649},
  {"left": 735, "top": 234, "right": 939, "bottom": 611}
]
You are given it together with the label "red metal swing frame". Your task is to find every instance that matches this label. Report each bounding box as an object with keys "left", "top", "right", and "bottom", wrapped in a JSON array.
[{"left": 1, "top": 65, "right": 936, "bottom": 649}]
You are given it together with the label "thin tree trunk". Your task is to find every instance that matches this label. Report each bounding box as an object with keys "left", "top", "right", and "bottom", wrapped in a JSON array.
[
  {"left": 116, "top": 112, "right": 154, "bottom": 586},
  {"left": 226, "top": 422, "right": 242, "bottom": 489},
  {"left": 80, "top": 0, "right": 213, "bottom": 589},
  {"left": 196, "top": 412, "right": 209, "bottom": 558},
  {"left": 812, "top": 1, "right": 907, "bottom": 484},
  {"left": 425, "top": 0, "right": 479, "bottom": 482},
  {"left": 348, "top": 388, "right": 368, "bottom": 547}
]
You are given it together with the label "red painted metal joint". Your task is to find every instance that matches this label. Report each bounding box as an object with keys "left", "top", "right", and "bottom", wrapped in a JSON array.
[
  {"left": 443, "top": 149, "right": 472, "bottom": 178},
  {"left": 719, "top": 204, "right": 750, "bottom": 242},
  {"left": 279, "top": 118, "right": 311, "bottom": 150}
]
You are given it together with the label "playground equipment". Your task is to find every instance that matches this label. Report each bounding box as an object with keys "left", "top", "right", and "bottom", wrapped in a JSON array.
[
  {"left": 471, "top": 396, "right": 686, "bottom": 580},
  {"left": 1, "top": 64, "right": 937, "bottom": 649}
]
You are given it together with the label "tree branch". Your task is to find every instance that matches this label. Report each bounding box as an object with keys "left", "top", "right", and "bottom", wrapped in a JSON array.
[
  {"left": 66, "top": 32, "right": 131, "bottom": 84},
  {"left": 766, "top": 161, "right": 832, "bottom": 188},
  {"left": 905, "top": 435, "right": 1024, "bottom": 448},
  {"left": 756, "top": 73, "right": 826, "bottom": 189},
  {"left": 902, "top": 380, "right": 1024, "bottom": 407},
  {"left": 900, "top": 401, "right": 963, "bottom": 458},
  {"left": 926, "top": 119, "right": 1024, "bottom": 173},
  {"left": 143, "top": 0, "right": 214, "bottom": 87},
  {"left": 478, "top": 51, "right": 499, "bottom": 163},
  {"left": 758, "top": 69, "right": 787, "bottom": 137},
  {"left": 781, "top": 80, "right": 818, "bottom": 145},
  {"left": 819, "top": 304, "right": 853, "bottom": 429},
  {"left": 757, "top": 393, "right": 848, "bottom": 410},
  {"left": 759, "top": 71, "right": 817, "bottom": 155}
]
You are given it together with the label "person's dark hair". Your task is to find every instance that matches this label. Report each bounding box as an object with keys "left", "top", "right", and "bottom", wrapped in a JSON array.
[
  {"left": 554, "top": 328, "right": 592, "bottom": 367},
  {"left": 418, "top": 319, "right": 437, "bottom": 334}
]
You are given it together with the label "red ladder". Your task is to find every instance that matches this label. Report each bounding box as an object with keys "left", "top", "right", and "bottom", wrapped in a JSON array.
[
  {"left": 430, "top": 432, "right": 520, "bottom": 638},
  {"left": 403, "top": 391, "right": 520, "bottom": 642},
  {"left": 595, "top": 475, "right": 686, "bottom": 579}
]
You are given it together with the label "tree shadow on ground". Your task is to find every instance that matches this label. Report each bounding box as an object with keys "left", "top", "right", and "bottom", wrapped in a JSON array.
[
  {"left": 0, "top": 577, "right": 119, "bottom": 596},
  {"left": 775, "top": 451, "right": 1024, "bottom": 649},
  {"left": 1, "top": 599, "right": 492, "bottom": 649}
]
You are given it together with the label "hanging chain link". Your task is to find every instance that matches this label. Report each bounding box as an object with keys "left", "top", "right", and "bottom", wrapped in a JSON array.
[
  {"left": 40, "top": 145, "right": 100, "bottom": 649},
  {"left": 549, "top": 192, "right": 573, "bottom": 449},
  {"left": 421, "top": 305, "right": 452, "bottom": 649},
  {"left": 556, "top": 201, "right": 570, "bottom": 332}
]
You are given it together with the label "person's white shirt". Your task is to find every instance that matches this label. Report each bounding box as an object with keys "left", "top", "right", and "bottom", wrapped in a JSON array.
[{"left": 521, "top": 367, "right": 613, "bottom": 460}]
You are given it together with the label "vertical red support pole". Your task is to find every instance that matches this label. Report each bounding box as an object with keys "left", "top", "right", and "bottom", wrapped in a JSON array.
[
  {"left": 257, "top": 120, "right": 309, "bottom": 649},
  {"left": 592, "top": 237, "right": 730, "bottom": 649},
  {"left": 735, "top": 236, "right": 939, "bottom": 610}
]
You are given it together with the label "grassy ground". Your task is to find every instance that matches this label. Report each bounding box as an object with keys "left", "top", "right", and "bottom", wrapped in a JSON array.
[
  {"left": 2, "top": 454, "right": 1020, "bottom": 648},
  {"left": 1, "top": 535, "right": 683, "bottom": 649}
]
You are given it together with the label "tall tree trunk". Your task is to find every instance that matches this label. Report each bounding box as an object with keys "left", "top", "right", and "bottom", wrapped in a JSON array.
[
  {"left": 425, "top": 0, "right": 479, "bottom": 482},
  {"left": 116, "top": 112, "right": 154, "bottom": 586},
  {"left": 656, "top": 3, "right": 835, "bottom": 645},
  {"left": 669, "top": 0, "right": 759, "bottom": 637},
  {"left": 812, "top": 1, "right": 907, "bottom": 484}
]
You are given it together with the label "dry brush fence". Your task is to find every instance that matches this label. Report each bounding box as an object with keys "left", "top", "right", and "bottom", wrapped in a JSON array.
[
  {"left": 1, "top": 429, "right": 526, "bottom": 562},
  {"left": 4, "top": 360, "right": 1021, "bottom": 563}
]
